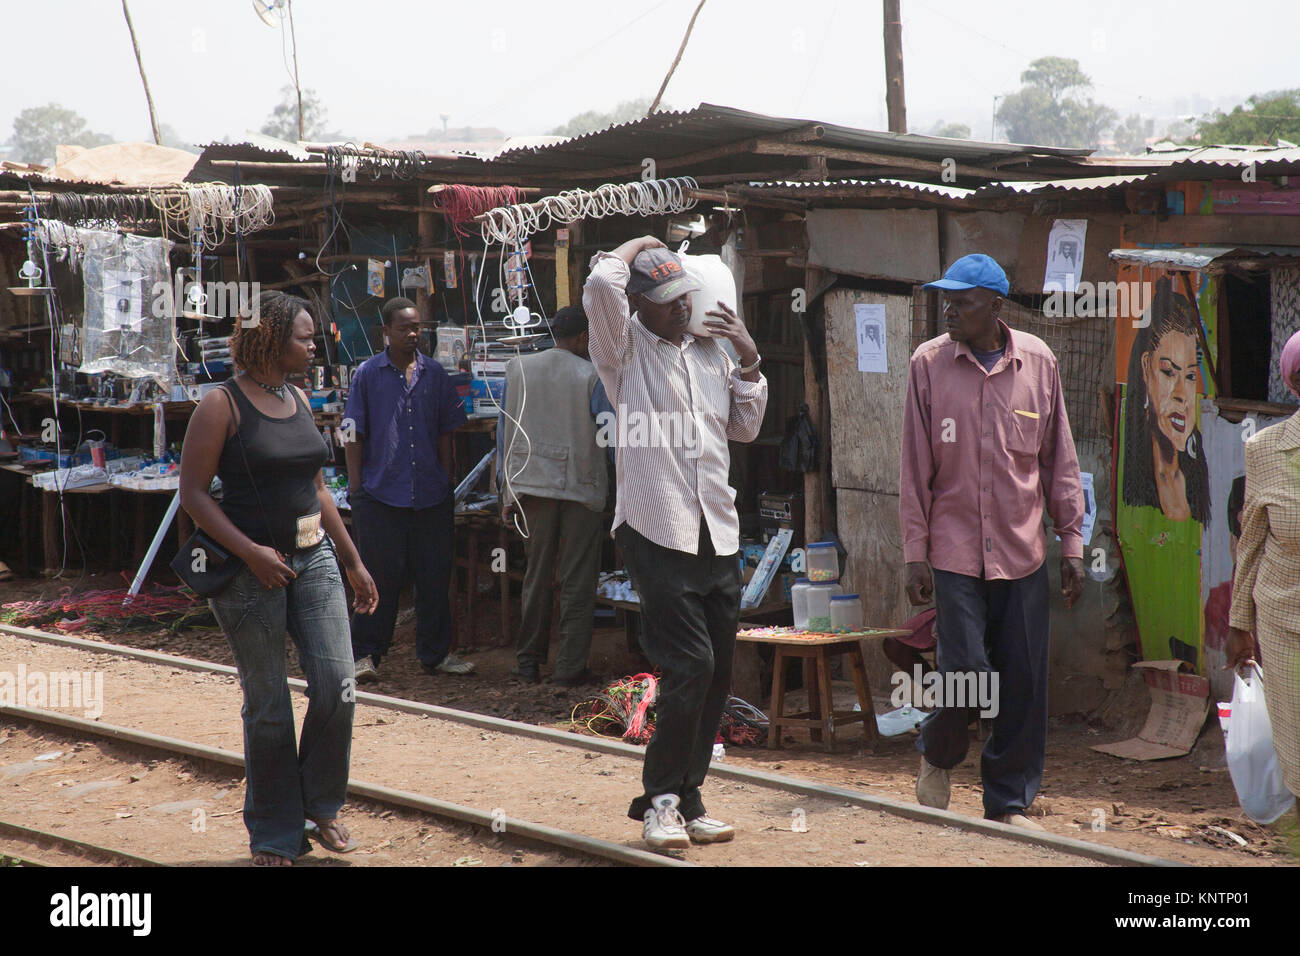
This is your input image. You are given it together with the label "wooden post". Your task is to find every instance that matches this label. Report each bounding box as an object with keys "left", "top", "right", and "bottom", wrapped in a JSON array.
[
  {"left": 883, "top": 0, "right": 907, "bottom": 134},
  {"left": 555, "top": 228, "right": 571, "bottom": 310},
  {"left": 121, "top": 0, "right": 162, "bottom": 146}
]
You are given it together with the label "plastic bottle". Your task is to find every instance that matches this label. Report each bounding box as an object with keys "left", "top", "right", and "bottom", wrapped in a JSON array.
[
  {"left": 806, "top": 541, "right": 840, "bottom": 582},
  {"left": 831, "top": 593, "right": 863, "bottom": 632},
  {"left": 791, "top": 577, "right": 813, "bottom": 630},
  {"left": 806, "top": 582, "right": 843, "bottom": 632}
]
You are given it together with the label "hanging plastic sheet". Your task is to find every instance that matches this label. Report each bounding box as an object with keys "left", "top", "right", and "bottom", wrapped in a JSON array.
[{"left": 78, "top": 229, "right": 174, "bottom": 385}]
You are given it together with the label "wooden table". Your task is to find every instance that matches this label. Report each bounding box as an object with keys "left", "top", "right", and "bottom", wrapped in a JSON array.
[
  {"left": 593, "top": 594, "right": 793, "bottom": 656},
  {"left": 737, "top": 627, "right": 910, "bottom": 752},
  {"left": 4, "top": 464, "right": 187, "bottom": 576}
]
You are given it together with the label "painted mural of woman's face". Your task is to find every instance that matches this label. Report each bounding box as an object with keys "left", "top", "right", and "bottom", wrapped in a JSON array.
[{"left": 1141, "top": 330, "right": 1198, "bottom": 453}]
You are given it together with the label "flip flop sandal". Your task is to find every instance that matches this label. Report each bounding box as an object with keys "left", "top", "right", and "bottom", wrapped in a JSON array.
[{"left": 305, "top": 819, "right": 357, "bottom": 853}]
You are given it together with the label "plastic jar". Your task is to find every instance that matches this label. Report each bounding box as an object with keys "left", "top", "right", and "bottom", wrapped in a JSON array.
[
  {"left": 805, "top": 582, "right": 843, "bottom": 632},
  {"left": 791, "top": 578, "right": 813, "bottom": 630},
  {"left": 806, "top": 541, "right": 840, "bottom": 582},
  {"left": 831, "top": 594, "right": 863, "bottom": 633}
]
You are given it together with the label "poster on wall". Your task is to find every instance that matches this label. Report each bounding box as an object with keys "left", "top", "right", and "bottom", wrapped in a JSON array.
[
  {"left": 854, "top": 303, "right": 887, "bottom": 373},
  {"left": 1115, "top": 275, "right": 1210, "bottom": 677},
  {"left": 1043, "top": 219, "right": 1087, "bottom": 292}
]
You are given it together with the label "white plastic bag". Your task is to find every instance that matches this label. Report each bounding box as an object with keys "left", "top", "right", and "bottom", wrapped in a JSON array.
[{"left": 1225, "top": 663, "right": 1296, "bottom": 824}]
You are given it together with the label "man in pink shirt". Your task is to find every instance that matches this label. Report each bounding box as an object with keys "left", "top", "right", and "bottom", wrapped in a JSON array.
[{"left": 899, "top": 254, "right": 1085, "bottom": 829}]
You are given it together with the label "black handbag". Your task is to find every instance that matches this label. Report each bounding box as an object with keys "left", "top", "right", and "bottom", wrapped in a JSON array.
[
  {"left": 171, "top": 383, "right": 280, "bottom": 598},
  {"left": 171, "top": 527, "right": 243, "bottom": 598}
]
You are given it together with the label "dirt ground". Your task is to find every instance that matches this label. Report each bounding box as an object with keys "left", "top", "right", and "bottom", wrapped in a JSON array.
[
  {"left": 0, "top": 724, "right": 591, "bottom": 867},
  {"left": 1, "top": 572, "right": 1296, "bottom": 865}
]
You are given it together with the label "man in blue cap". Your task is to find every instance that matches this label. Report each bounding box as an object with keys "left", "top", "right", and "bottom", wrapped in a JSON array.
[{"left": 899, "top": 253, "right": 1086, "bottom": 829}]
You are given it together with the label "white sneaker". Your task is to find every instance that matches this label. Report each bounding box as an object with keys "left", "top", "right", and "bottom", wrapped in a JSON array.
[
  {"left": 916, "top": 755, "right": 950, "bottom": 810},
  {"left": 685, "top": 815, "right": 735, "bottom": 844},
  {"left": 435, "top": 653, "right": 476, "bottom": 675},
  {"left": 642, "top": 794, "right": 690, "bottom": 850}
]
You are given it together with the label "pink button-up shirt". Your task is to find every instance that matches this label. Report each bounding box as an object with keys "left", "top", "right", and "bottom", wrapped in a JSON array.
[{"left": 899, "top": 322, "right": 1084, "bottom": 580}]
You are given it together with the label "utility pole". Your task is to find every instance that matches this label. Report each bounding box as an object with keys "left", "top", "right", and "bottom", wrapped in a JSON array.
[
  {"left": 883, "top": 0, "right": 907, "bottom": 133},
  {"left": 287, "top": 0, "right": 304, "bottom": 140},
  {"left": 121, "top": 0, "right": 161, "bottom": 145},
  {"left": 649, "top": 0, "right": 707, "bottom": 115}
]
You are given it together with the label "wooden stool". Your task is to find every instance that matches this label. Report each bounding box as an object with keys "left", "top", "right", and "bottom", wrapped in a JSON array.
[{"left": 736, "top": 628, "right": 910, "bottom": 752}]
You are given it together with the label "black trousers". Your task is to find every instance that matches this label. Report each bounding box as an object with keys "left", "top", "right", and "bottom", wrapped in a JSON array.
[
  {"left": 618, "top": 520, "right": 741, "bottom": 821},
  {"left": 917, "top": 562, "right": 1050, "bottom": 818},
  {"left": 348, "top": 489, "right": 454, "bottom": 669}
]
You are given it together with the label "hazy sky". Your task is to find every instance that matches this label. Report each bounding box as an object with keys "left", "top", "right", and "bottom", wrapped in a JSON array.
[{"left": 2, "top": 0, "right": 1296, "bottom": 148}]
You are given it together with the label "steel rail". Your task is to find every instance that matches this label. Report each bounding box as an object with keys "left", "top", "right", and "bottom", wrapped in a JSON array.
[
  {"left": 2, "top": 623, "right": 1176, "bottom": 866},
  {"left": 0, "top": 705, "right": 690, "bottom": 868},
  {"left": 0, "top": 818, "right": 164, "bottom": 867}
]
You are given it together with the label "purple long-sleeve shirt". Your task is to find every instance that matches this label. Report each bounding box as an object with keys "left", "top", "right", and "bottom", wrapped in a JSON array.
[
  {"left": 899, "top": 321, "right": 1084, "bottom": 580},
  {"left": 345, "top": 349, "right": 467, "bottom": 509}
]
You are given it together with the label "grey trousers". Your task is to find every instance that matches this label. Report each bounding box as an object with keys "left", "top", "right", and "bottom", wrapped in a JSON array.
[
  {"left": 515, "top": 495, "right": 605, "bottom": 679},
  {"left": 917, "top": 562, "right": 1050, "bottom": 818}
]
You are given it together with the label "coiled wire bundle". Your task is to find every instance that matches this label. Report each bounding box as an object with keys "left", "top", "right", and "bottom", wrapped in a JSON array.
[
  {"left": 323, "top": 143, "right": 428, "bottom": 181},
  {"left": 478, "top": 176, "right": 698, "bottom": 246}
]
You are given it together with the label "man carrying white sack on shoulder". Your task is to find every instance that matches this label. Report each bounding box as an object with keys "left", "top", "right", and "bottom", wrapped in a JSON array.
[{"left": 583, "top": 236, "right": 767, "bottom": 850}]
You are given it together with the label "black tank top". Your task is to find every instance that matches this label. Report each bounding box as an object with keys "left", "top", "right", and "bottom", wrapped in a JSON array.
[{"left": 217, "top": 380, "right": 329, "bottom": 553}]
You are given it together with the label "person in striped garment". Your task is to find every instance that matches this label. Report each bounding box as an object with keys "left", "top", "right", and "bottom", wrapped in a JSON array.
[{"left": 584, "top": 236, "right": 767, "bottom": 850}]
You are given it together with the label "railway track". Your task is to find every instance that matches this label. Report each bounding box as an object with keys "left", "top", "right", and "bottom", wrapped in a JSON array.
[
  {"left": 0, "top": 622, "right": 1176, "bottom": 867},
  {"left": 0, "top": 818, "right": 164, "bottom": 867},
  {"left": 0, "top": 713, "right": 685, "bottom": 867}
]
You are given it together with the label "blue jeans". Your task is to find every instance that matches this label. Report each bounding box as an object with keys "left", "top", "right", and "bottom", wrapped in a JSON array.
[{"left": 208, "top": 539, "right": 354, "bottom": 860}]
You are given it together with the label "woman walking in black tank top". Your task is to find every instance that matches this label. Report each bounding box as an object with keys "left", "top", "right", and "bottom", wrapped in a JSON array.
[{"left": 180, "top": 292, "right": 377, "bottom": 866}]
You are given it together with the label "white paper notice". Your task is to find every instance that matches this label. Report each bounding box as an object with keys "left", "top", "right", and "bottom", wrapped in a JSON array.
[
  {"left": 1080, "top": 471, "right": 1096, "bottom": 546},
  {"left": 1043, "top": 219, "right": 1087, "bottom": 292},
  {"left": 1055, "top": 471, "right": 1096, "bottom": 546},
  {"left": 854, "top": 303, "right": 887, "bottom": 373}
]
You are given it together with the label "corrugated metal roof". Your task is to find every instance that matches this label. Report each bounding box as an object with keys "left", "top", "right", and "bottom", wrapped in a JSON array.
[
  {"left": 745, "top": 177, "right": 974, "bottom": 199},
  {"left": 514, "top": 103, "right": 1091, "bottom": 161},
  {"left": 1144, "top": 143, "right": 1300, "bottom": 164},
  {"left": 977, "top": 173, "right": 1154, "bottom": 196},
  {"left": 1109, "top": 245, "right": 1300, "bottom": 269},
  {"left": 480, "top": 103, "right": 1097, "bottom": 183}
]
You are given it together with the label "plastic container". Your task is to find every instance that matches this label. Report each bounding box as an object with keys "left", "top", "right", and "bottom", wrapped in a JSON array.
[
  {"left": 831, "top": 593, "right": 863, "bottom": 632},
  {"left": 682, "top": 253, "right": 741, "bottom": 362},
  {"left": 791, "top": 578, "right": 813, "bottom": 630},
  {"left": 806, "top": 541, "right": 840, "bottom": 582},
  {"left": 805, "top": 582, "right": 843, "bottom": 632}
]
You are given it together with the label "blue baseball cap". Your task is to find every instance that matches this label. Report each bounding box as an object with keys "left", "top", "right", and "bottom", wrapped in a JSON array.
[{"left": 924, "top": 254, "right": 1009, "bottom": 296}]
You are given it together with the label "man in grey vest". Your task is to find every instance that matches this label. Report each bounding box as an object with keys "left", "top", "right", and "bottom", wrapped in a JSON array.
[{"left": 498, "top": 306, "right": 610, "bottom": 686}]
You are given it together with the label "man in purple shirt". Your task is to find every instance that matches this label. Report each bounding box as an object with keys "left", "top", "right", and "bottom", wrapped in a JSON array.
[
  {"left": 900, "top": 255, "right": 1085, "bottom": 830},
  {"left": 343, "top": 297, "right": 471, "bottom": 681}
]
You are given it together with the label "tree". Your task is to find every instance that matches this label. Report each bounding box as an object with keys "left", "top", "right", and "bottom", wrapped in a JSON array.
[
  {"left": 549, "top": 98, "right": 669, "bottom": 138},
  {"left": 157, "top": 123, "right": 198, "bottom": 154},
  {"left": 9, "top": 103, "right": 112, "bottom": 165},
  {"left": 260, "top": 85, "right": 329, "bottom": 142},
  {"left": 1112, "top": 114, "right": 1155, "bottom": 154},
  {"left": 1196, "top": 89, "right": 1300, "bottom": 145},
  {"left": 926, "top": 120, "right": 971, "bottom": 139},
  {"left": 995, "top": 57, "right": 1117, "bottom": 148}
]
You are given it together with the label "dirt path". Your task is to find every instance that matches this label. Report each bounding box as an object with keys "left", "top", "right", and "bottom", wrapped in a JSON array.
[
  {"left": 0, "top": 724, "right": 588, "bottom": 867},
  {"left": 1, "top": 632, "right": 1107, "bottom": 866}
]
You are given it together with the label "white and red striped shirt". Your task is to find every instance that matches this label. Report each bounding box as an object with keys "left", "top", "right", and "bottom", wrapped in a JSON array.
[{"left": 582, "top": 252, "right": 768, "bottom": 556}]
